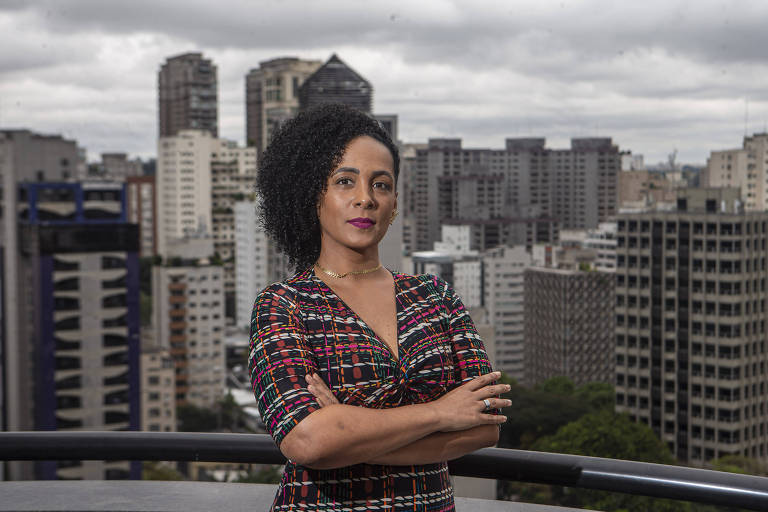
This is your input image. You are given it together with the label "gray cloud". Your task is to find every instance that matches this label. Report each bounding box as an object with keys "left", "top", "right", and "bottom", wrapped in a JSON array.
[{"left": 1, "top": 0, "right": 768, "bottom": 164}]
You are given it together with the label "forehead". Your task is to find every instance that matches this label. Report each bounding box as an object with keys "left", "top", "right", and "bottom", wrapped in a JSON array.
[{"left": 336, "top": 136, "right": 394, "bottom": 172}]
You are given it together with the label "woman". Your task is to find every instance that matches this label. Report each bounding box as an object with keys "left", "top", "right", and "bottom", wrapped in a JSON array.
[{"left": 249, "top": 103, "right": 510, "bottom": 511}]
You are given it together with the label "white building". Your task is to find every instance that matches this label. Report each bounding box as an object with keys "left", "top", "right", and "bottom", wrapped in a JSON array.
[
  {"left": 234, "top": 200, "right": 292, "bottom": 330},
  {"left": 704, "top": 133, "right": 768, "bottom": 211},
  {"left": 152, "top": 239, "right": 226, "bottom": 408},
  {"left": 482, "top": 246, "right": 531, "bottom": 382}
]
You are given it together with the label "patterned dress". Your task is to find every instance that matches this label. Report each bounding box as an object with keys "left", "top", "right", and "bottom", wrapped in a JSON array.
[{"left": 248, "top": 268, "right": 494, "bottom": 511}]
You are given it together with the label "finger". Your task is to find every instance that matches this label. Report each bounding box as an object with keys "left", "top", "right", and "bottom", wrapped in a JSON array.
[
  {"left": 478, "top": 398, "right": 513, "bottom": 411},
  {"left": 465, "top": 371, "right": 501, "bottom": 391},
  {"left": 476, "top": 383, "right": 511, "bottom": 397},
  {"left": 307, "top": 374, "right": 339, "bottom": 405}
]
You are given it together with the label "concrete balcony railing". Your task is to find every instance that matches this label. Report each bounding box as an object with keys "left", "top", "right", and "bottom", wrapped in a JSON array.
[{"left": 1, "top": 432, "right": 768, "bottom": 511}]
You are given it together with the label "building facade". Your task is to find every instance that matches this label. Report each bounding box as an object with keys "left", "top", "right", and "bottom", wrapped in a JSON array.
[
  {"left": 17, "top": 181, "right": 141, "bottom": 480},
  {"left": 140, "top": 347, "right": 176, "bottom": 433},
  {"left": 126, "top": 176, "right": 157, "bottom": 257},
  {"left": 405, "top": 136, "right": 619, "bottom": 253},
  {"left": 524, "top": 266, "right": 615, "bottom": 387},
  {"left": 615, "top": 188, "right": 768, "bottom": 465},
  {"left": 245, "top": 57, "right": 322, "bottom": 154},
  {"left": 298, "top": 54, "right": 372, "bottom": 113},
  {"left": 158, "top": 52, "right": 218, "bottom": 137},
  {"left": 704, "top": 133, "right": 768, "bottom": 212}
]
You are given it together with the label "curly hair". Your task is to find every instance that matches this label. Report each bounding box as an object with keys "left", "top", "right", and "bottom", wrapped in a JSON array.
[{"left": 256, "top": 103, "right": 400, "bottom": 272}]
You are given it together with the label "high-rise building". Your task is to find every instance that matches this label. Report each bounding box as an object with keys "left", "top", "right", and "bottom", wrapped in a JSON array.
[
  {"left": 407, "top": 137, "right": 620, "bottom": 253},
  {"left": 615, "top": 188, "right": 768, "bottom": 465},
  {"left": 298, "top": 54, "right": 372, "bottom": 113},
  {"left": 245, "top": 57, "right": 322, "bottom": 154},
  {"left": 704, "top": 133, "right": 768, "bottom": 212},
  {"left": 0, "top": 130, "right": 80, "bottom": 479},
  {"left": 126, "top": 176, "right": 157, "bottom": 257},
  {"left": 140, "top": 346, "right": 176, "bottom": 433},
  {"left": 158, "top": 52, "right": 218, "bottom": 137},
  {"left": 234, "top": 200, "right": 292, "bottom": 330},
  {"left": 483, "top": 246, "right": 531, "bottom": 382},
  {"left": 16, "top": 181, "right": 141, "bottom": 480},
  {"left": 524, "top": 264, "right": 615, "bottom": 387},
  {"left": 152, "top": 239, "right": 226, "bottom": 408}
]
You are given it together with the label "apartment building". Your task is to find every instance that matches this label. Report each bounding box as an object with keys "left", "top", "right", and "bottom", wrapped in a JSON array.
[
  {"left": 704, "top": 133, "right": 768, "bottom": 212},
  {"left": 615, "top": 188, "right": 768, "bottom": 465},
  {"left": 158, "top": 52, "right": 218, "bottom": 137}
]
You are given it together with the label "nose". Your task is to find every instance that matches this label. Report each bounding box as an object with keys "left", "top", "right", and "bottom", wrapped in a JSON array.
[{"left": 354, "top": 186, "right": 376, "bottom": 209}]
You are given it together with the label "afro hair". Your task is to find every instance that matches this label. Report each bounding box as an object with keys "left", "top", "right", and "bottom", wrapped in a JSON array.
[{"left": 256, "top": 103, "right": 400, "bottom": 272}]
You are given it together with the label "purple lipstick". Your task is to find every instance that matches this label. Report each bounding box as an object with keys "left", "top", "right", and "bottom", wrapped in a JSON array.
[{"left": 348, "top": 217, "right": 375, "bottom": 229}]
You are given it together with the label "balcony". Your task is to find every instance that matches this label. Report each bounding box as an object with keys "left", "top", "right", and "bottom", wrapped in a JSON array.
[{"left": 1, "top": 432, "right": 767, "bottom": 511}]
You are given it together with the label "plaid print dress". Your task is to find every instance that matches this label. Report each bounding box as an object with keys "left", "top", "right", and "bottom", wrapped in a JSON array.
[{"left": 249, "top": 268, "right": 494, "bottom": 511}]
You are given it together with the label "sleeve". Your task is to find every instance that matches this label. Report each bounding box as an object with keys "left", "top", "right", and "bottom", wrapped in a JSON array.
[
  {"left": 248, "top": 284, "right": 321, "bottom": 447},
  {"left": 430, "top": 275, "right": 494, "bottom": 384}
]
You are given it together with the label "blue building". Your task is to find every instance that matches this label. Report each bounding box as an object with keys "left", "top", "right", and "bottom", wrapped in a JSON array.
[{"left": 17, "top": 182, "right": 141, "bottom": 480}]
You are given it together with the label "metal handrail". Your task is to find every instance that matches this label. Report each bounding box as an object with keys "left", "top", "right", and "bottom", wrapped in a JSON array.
[{"left": 1, "top": 431, "right": 768, "bottom": 510}]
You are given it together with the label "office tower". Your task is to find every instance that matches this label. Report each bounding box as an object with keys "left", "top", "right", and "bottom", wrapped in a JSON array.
[
  {"left": 524, "top": 263, "right": 615, "bottom": 387},
  {"left": 234, "top": 200, "right": 292, "bottom": 331},
  {"left": 245, "top": 57, "right": 322, "bottom": 154},
  {"left": 152, "top": 238, "right": 226, "bottom": 408},
  {"left": 374, "top": 114, "right": 399, "bottom": 142},
  {"left": 16, "top": 181, "right": 141, "bottom": 480},
  {"left": 158, "top": 52, "right": 218, "bottom": 137},
  {"left": 298, "top": 54, "right": 372, "bottom": 113},
  {"left": 483, "top": 246, "right": 531, "bottom": 382},
  {"left": 614, "top": 188, "right": 768, "bottom": 465},
  {"left": 0, "top": 130, "right": 80, "bottom": 479},
  {"left": 704, "top": 133, "right": 768, "bottom": 212},
  {"left": 619, "top": 170, "right": 678, "bottom": 210},
  {"left": 141, "top": 346, "right": 176, "bottom": 432},
  {"left": 96, "top": 153, "right": 143, "bottom": 181},
  {"left": 126, "top": 176, "right": 157, "bottom": 257}
]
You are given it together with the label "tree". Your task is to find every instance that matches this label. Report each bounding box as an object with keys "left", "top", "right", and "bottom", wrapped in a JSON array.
[
  {"left": 530, "top": 410, "right": 689, "bottom": 511},
  {"left": 712, "top": 455, "right": 767, "bottom": 476},
  {"left": 535, "top": 376, "right": 575, "bottom": 396},
  {"left": 142, "top": 461, "right": 185, "bottom": 481},
  {"left": 573, "top": 381, "right": 614, "bottom": 413},
  {"left": 233, "top": 464, "right": 283, "bottom": 484}
]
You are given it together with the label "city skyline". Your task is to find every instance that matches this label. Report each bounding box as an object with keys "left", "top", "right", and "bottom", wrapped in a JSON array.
[{"left": 1, "top": 1, "right": 768, "bottom": 164}]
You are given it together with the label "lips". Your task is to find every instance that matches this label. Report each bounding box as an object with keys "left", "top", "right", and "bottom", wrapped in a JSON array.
[{"left": 348, "top": 217, "right": 375, "bottom": 229}]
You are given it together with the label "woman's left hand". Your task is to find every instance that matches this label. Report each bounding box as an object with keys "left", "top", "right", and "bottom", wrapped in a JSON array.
[{"left": 306, "top": 373, "right": 339, "bottom": 408}]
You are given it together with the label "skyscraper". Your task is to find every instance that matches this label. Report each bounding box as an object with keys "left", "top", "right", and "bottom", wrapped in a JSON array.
[
  {"left": 158, "top": 52, "right": 218, "bottom": 137},
  {"left": 615, "top": 188, "right": 768, "bottom": 465},
  {"left": 245, "top": 57, "right": 322, "bottom": 154},
  {"left": 298, "top": 54, "right": 372, "bottom": 113}
]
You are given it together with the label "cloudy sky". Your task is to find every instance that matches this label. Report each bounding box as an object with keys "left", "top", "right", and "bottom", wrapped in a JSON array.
[{"left": 1, "top": 0, "right": 767, "bottom": 164}]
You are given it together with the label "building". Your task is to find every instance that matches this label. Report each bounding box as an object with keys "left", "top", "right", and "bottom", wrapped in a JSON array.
[
  {"left": 524, "top": 265, "right": 615, "bottom": 387},
  {"left": 126, "top": 176, "right": 157, "bottom": 257},
  {"left": 704, "top": 133, "right": 768, "bottom": 212},
  {"left": 619, "top": 170, "right": 678, "bottom": 210},
  {"left": 93, "top": 153, "right": 143, "bottom": 181},
  {"left": 245, "top": 57, "right": 322, "bottom": 154},
  {"left": 158, "top": 52, "right": 218, "bottom": 137},
  {"left": 405, "top": 136, "right": 619, "bottom": 253},
  {"left": 16, "top": 181, "right": 141, "bottom": 480},
  {"left": 614, "top": 188, "right": 768, "bottom": 465},
  {"left": 152, "top": 238, "right": 226, "bottom": 408},
  {"left": 483, "top": 246, "right": 531, "bottom": 382},
  {"left": 0, "top": 130, "right": 81, "bottom": 479},
  {"left": 298, "top": 54, "right": 372, "bottom": 113},
  {"left": 210, "top": 140, "right": 258, "bottom": 318},
  {"left": 140, "top": 346, "right": 176, "bottom": 433},
  {"left": 234, "top": 200, "right": 292, "bottom": 330}
]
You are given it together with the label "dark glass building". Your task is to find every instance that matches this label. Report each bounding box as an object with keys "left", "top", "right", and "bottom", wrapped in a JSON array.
[{"left": 298, "top": 54, "right": 372, "bottom": 113}]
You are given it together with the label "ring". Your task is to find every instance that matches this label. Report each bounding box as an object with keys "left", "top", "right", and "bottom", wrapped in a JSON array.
[{"left": 483, "top": 399, "right": 491, "bottom": 411}]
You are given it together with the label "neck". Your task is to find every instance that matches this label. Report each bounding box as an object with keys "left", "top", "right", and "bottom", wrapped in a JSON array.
[{"left": 316, "top": 244, "right": 381, "bottom": 277}]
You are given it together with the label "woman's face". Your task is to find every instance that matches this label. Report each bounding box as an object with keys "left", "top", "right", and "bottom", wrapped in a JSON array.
[{"left": 317, "top": 135, "right": 397, "bottom": 256}]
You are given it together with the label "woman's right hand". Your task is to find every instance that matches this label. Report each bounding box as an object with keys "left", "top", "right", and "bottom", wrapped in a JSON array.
[{"left": 430, "top": 371, "right": 511, "bottom": 432}]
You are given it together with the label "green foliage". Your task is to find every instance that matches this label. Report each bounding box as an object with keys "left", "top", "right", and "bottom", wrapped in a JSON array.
[
  {"left": 535, "top": 376, "right": 575, "bottom": 396},
  {"left": 142, "top": 461, "right": 184, "bottom": 481},
  {"left": 177, "top": 393, "right": 254, "bottom": 433},
  {"left": 233, "top": 464, "right": 283, "bottom": 484},
  {"left": 573, "top": 381, "right": 615, "bottom": 412},
  {"left": 530, "top": 410, "right": 686, "bottom": 511},
  {"left": 712, "top": 455, "right": 767, "bottom": 476}
]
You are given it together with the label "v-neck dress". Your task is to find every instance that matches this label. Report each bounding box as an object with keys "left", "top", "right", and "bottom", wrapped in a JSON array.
[{"left": 248, "top": 268, "right": 494, "bottom": 511}]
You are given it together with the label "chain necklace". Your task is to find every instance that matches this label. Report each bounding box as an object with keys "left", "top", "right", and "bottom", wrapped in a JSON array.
[{"left": 315, "top": 262, "right": 382, "bottom": 279}]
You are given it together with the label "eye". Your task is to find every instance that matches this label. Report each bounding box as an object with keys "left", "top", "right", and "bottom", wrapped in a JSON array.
[
  {"left": 335, "top": 176, "right": 353, "bottom": 186},
  {"left": 373, "top": 181, "right": 392, "bottom": 191}
]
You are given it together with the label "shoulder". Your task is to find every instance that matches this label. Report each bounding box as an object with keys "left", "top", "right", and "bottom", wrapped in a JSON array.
[
  {"left": 253, "top": 267, "right": 316, "bottom": 312},
  {"left": 392, "top": 270, "right": 451, "bottom": 300}
]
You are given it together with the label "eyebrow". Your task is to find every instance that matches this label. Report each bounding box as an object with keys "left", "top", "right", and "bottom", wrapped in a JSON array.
[{"left": 333, "top": 167, "right": 394, "bottom": 179}]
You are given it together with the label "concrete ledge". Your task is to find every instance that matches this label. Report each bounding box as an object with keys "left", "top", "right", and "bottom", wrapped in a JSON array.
[{"left": 0, "top": 481, "right": 584, "bottom": 511}]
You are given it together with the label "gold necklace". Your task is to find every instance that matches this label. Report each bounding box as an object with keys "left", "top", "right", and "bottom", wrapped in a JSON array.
[{"left": 315, "top": 262, "right": 382, "bottom": 278}]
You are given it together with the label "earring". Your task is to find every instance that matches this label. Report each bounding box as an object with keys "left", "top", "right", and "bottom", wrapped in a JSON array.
[{"left": 389, "top": 209, "right": 398, "bottom": 225}]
